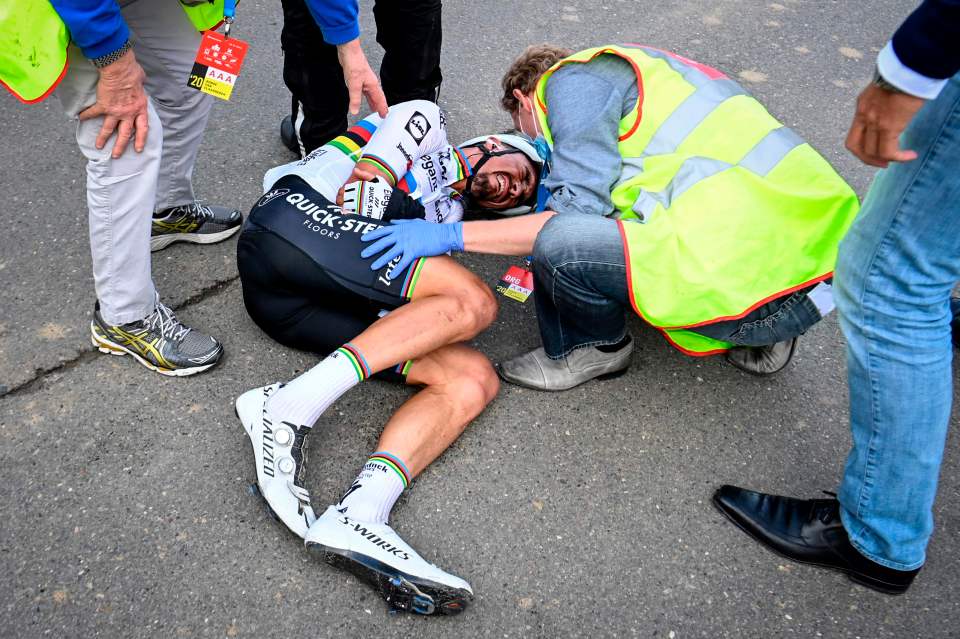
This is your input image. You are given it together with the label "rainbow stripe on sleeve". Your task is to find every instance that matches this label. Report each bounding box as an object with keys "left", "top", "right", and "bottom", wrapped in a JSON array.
[{"left": 357, "top": 154, "right": 398, "bottom": 186}]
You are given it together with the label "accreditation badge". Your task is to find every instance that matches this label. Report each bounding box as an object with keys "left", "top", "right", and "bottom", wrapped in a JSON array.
[
  {"left": 187, "top": 31, "right": 249, "bottom": 101},
  {"left": 496, "top": 262, "right": 535, "bottom": 303}
]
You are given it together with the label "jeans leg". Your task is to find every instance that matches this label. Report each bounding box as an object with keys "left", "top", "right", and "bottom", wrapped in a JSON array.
[
  {"left": 533, "top": 214, "right": 631, "bottom": 358},
  {"left": 122, "top": 0, "right": 213, "bottom": 210},
  {"left": 836, "top": 74, "right": 960, "bottom": 570},
  {"left": 695, "top": 287, "right": 824, "bottom": 346},
  {"left": 56, "top": 43, "right": 161, "bottom": 326}
]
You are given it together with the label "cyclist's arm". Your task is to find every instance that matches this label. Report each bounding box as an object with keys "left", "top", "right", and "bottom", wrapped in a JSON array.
[{"left": 353, "top": 100, "right": 448, "bottom": 186}]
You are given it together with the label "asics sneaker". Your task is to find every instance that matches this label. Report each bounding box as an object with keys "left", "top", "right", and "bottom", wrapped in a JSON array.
[
  {"left": 236, "top": 385, "right": 317, "bottom": 538},
  {"left": 151, "top": 202, "right": 242, "bottom": 251},
  {"left": 90, "top": 300, "right": 222, "bottom": 376},
  {"left": 305, "top": 505, "right": 473, "bottom": 615}
]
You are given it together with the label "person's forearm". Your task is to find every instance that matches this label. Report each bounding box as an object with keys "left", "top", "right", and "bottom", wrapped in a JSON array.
[{"left": 461, "top": 212, "right": 556, "bottom": 256}]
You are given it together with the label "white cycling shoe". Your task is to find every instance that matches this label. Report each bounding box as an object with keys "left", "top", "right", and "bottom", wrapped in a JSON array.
[
  {"left": 305, "top": 505, "right": 474, "bottom": 615},
  {"left": 236, "top": 384, "right": 317, "bottom": 538}
]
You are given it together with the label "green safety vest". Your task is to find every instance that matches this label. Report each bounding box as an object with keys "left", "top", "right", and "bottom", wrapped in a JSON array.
[
  {"left": 0, "top": 0, "right": 226, "bottom": 103},
  {"left": 535, "top": 45, "right": 859, "bottom": 355}
]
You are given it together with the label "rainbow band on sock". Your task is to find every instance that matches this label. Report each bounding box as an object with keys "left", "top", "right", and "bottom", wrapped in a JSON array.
[
  {"left": 369, "top": 451, "right": 411, "bottom": 488},
  {"left": 394, "top": 359, "right": 414, "bottom": 378},
  {"left": 400, "top": 257, "right": 426, "bottom": 300},
  {"left": 337, "top": 343, "right": 371, "bottom": 381},
  {"left": 357, "top": 154, "right": 398, "bottom": 186}
]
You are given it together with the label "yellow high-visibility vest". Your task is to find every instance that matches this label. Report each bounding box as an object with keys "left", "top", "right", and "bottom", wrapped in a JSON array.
[{"left": 535, "top": 45, "right": 859, "bottom": 354}]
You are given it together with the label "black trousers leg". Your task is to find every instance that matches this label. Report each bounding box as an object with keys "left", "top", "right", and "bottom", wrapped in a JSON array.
[
  {"left": 280, "top": 0, "right": 349, "bottom": 153},
  {"left": 374, "top": 0, "right": 443, "bottom": 103},
  {"left": 280, "top": 0, "right": 443, "bottom": 153}
]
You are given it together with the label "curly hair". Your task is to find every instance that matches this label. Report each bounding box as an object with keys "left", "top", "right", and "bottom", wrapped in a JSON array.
[{"left": 500, "top": 44, "right": 573, "bottom": 113}]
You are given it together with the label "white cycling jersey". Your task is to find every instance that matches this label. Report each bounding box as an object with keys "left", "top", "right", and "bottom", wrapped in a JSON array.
[{"left": 262, "top": 100, "right": 471, "bottom": 224}]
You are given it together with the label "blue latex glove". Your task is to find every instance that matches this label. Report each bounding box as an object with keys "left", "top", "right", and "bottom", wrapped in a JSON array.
[{"left": 360, "top": 219, "right": 464, "bottom": 276}]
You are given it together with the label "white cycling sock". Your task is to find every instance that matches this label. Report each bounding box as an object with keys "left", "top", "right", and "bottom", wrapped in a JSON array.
[
  {"left": 336, "top": 452, "right": 411, "bottom": 524},
  {"left": 268, "top": 343, "right": 371, "bottom": 427}
]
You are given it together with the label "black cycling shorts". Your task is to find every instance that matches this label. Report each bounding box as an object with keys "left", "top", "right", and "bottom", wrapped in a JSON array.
[{"left": 237, "top": 176, "right": 426, "bottom": 383}]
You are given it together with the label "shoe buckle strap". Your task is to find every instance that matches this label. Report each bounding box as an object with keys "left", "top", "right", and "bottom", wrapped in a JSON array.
[{"left": 287, "top": 481, "right": 311, "bottom": 504}]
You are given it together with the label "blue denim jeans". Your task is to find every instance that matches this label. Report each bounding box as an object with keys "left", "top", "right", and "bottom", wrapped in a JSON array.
[
  {"left": 836, "top": 74, "right": 960, "bottom": 571},
  {"left": 532, "top": 213, "right": 824, "bottom": 358}
]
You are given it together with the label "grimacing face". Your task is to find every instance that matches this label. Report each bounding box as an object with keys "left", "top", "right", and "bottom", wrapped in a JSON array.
[{"left": 470, "top": 138, "right": 538, "bottom": 210}]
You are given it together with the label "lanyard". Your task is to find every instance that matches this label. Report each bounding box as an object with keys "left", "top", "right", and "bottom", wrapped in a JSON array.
[{"left": 223, "top": 0, "right": 237, "bottom": 38}]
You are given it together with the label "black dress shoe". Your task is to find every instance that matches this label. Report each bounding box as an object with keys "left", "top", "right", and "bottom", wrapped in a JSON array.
[
  {"left": 713, "top": 485, "right": 920, "bottom": 594},
  {"left": 726, "top": 337, "right": 798, "bottom": 376}
]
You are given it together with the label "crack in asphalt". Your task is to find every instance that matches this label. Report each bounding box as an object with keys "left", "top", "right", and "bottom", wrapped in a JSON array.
[{"left": 0, "top": 275, "right": 239, "bottom": 400}]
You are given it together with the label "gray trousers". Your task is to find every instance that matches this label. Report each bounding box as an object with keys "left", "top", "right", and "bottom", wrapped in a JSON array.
[{"left": 56, "top": 0, "right": 213, "bottom": 325}]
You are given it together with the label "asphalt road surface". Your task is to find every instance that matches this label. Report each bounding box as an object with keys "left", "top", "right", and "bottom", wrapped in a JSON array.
[{"left": 2, "top": 1, "right": 958, "bottom": 637}]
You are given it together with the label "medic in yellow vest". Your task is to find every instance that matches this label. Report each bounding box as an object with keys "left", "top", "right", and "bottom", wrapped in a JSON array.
[{"left": 358, "top": 43, "right": 860, "bottom": 390}]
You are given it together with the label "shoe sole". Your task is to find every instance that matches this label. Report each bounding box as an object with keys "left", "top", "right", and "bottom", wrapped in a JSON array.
[
  {"left": 151, "top": 225, "right": 241, "bottom": 252},
  {"left": 91, "top": 327, "right": 219, "bottom": 377},
  {"left": 711, "top": 494, "right": 909, "bottom": 595},
  {"left": 495, "top": 363, "right": 629, "bottom": 392},
  {"left": 305, "top": 542, "right": 472, "bottom": 615}
]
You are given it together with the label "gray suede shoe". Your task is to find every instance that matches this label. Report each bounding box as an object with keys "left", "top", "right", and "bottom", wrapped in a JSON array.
[
  {"left": 496, "top": 338, "right": 633, "bottom": 391},
  {"left": 726, "top": 337, "right": 798, "bottom": 376}
]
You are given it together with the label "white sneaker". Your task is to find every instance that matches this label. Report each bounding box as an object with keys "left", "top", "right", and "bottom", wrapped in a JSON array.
[
  {"left": 236, "top": 384, "right": 317, "bottom": 538},
  {"left": 305, "top": 505, "right": 473, "bottom": 615}
]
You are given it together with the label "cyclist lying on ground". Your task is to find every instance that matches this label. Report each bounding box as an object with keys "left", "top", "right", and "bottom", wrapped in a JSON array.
[{"left": 235, "top": 99, "right": 542, "bottom": 616}]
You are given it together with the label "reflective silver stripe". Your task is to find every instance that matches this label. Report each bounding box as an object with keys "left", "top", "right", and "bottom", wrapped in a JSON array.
[
  {"left": 642, "top": 79, "right": 746, "bottom": 157},
  {"left": 617, "top": 46, "right": 748, "bottom": 159},
  {"left": 625, "top": 45, "right": 714, "bottom": 89},
  {"left": 738, "top": 126, "right": 804, "bottom": 176},
  {"left": 609, "top": 46, "right": 806, "bottom": 221},
  {"left": 626, "top": 128, "right": 803, "bottom": 221},
  {"left": 618, "top": 156, "right": 645, "bottom": 187},
  {"left": 631, "top": 157, "right": 730, "bottom": 221}
]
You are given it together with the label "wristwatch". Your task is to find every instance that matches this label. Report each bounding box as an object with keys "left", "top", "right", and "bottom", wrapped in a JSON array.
[
  {"left": 92, "top": 40, "right": 133, "bottom": 69},
  {"left": 872, "top": 66, "right": 906, "bottom": 94}
]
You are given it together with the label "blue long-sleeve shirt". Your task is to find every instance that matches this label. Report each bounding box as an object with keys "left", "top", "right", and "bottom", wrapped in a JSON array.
[{"left": 49, "top": 0, "right": 359, "bottom": 60}]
